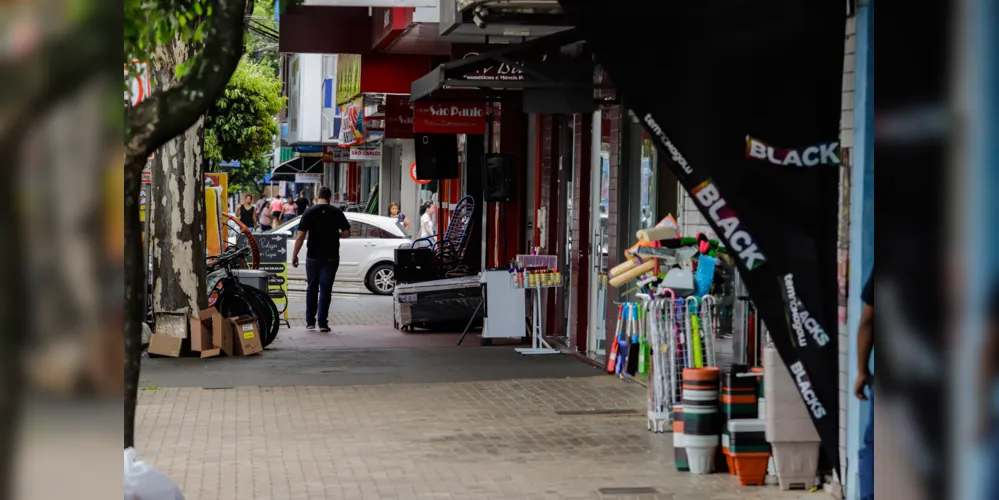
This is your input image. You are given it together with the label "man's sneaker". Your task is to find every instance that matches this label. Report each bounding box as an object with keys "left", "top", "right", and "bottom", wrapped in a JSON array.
[
  {"left": 319, "top": 325, "right": 331, "bottom": 333},
  {"left": 306, "top": 324, "right": 316, "bottom": 330}
]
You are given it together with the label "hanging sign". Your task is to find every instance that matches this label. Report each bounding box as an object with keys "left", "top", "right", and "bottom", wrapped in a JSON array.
[
  {"left": 336, "top": 54, "right": 362, "bottom": 106},
  {"left": 295, "top": 173, "right": 322, "bottom": 184},
  {"left": 413, "top": 101, "right": 487, "bottom": 135},
  {"left": 561, "top": 0, "right": 846, "bottom": 472},
  {"left": 338, "top": 97, "right": 366, "bottom": 147},
  {"left": 349, "top": 145, "right": 382, "bottom": 161}
]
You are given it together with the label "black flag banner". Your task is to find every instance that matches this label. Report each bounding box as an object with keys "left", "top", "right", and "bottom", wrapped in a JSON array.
[{"left": 558, "top": 0, "right": 846, "bottom": 472}]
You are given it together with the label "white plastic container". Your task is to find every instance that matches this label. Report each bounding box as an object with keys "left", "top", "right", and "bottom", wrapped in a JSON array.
[
  {"left": 771, "top": 441, "right": 820, "bottom": 490},
  {"left": 684, "top": 434, "right": 719, "bottom": 474},
  {"left": 763, "top": 348, "right": 820, "bottom": 442}
]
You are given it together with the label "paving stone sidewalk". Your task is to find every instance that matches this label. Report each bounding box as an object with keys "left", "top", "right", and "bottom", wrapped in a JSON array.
[{"left": 137, "top": 376, "right": 825, "bottom": 500}]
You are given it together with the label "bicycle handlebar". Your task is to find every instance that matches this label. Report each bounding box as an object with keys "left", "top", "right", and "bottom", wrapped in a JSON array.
[{"left": 207, "top": 246, "right": 251, "bottom": 271}]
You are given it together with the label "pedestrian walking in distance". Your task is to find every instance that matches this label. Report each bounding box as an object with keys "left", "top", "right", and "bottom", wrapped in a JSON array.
[
  {"left": 291, "top": 186, "right": 351, "bottom": 332},
  {"left": 236, "top": 194, "right": 258, "bottom": 231}
]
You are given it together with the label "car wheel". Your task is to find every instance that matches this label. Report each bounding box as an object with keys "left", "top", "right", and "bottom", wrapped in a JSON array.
[{"left": 366, "top": 264, "right": 395, "bottom": 295}]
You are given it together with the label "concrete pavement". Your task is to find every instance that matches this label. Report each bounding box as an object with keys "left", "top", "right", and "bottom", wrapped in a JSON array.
[
  {"left": 137, "top": 376, "right": 819, "bottom": 500},
  {"left": 135, "top": 275, "right": 827, "bottom": 500}
]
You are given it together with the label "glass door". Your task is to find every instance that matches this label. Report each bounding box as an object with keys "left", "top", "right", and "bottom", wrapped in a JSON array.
[{"left": 588, "top": 110, "right": 610, "bottom": 357}]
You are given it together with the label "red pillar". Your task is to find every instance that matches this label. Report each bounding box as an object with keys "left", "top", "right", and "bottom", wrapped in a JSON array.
[{"left": 569, "top": 113, "right": 592, "bottom": 353}]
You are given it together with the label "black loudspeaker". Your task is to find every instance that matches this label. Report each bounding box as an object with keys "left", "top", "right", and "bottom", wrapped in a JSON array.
[
  {"left": 394, "top": 248, "right": 435, "bottom": 283},
  {"left": 482, "top": 153, "right": 515, "bottom": 202},
  {"left": 414, "top": 133, "right": 459, "bottom": 179}
]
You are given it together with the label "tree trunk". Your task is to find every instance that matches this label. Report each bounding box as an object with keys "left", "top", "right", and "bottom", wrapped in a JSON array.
[
  {"left": 0, "top": 137, "right": 27, "bottom": 498},
  {"left": 151, "top": 119, "right": 209, "bottom": 316},
  {"left": 124, "top": 157, "right": 145, "bottom": 449},
  {"left": 150, "top": 39, "right": 208, "bottom": 320}
]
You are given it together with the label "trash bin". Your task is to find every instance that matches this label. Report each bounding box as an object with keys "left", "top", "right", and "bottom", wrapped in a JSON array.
[{"left": 233, "top": 269, "right": 269, "bottom": 292}]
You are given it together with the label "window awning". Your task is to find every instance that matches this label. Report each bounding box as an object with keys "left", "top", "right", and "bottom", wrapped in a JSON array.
[
  {"left": 269, "top": 156, "right": 323, "bottom": 181},
  {"left": 409, "top": 29, "right": 614, "bottom": 103}
]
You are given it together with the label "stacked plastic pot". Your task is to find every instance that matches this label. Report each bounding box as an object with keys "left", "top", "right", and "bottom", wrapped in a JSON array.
[
  {"left": 681, "top": 367, "right": 721, "bottom": 474},
  {"left": 673, "top": 405, "right": 687, "bottom": 471},
  {"left": 721, "top": 364, "right": 758, "bottom": 475},
  {"left": 727, "top": 418, "right": 771, "bottom": 485}
]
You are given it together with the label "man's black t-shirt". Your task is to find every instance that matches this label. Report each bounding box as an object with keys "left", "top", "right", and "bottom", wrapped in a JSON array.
[
  {"left": 296, "top": 196, "right": 309, "bottom": 217},
  {"left": 298, "top": 204, "right": 350, "bottom": 259}
]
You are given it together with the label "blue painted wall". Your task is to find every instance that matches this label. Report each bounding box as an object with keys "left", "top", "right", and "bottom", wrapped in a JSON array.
[
  {"left": 965, "top": 1, "right": 999, "bottom": 498},
  {"left": 845, "top": 2, "right": 873, "bottom": 499}
]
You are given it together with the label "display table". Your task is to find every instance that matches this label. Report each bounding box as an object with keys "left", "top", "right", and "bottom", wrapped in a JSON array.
[{"left": 393, "top": 275, "right": 483, "bottom": 331}]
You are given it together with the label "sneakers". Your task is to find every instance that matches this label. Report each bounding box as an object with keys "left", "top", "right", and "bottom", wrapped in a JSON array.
[
  {"left": 319, "top": 325, "right": 331, "bottom": 333},
  {"left": 306, "top": 323, "right": 316, "bottom": 330}
]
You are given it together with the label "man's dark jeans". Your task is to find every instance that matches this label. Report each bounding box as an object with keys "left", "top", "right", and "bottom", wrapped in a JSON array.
[{"left": 306, "top": 257, "right": 339, "bottom": 328}]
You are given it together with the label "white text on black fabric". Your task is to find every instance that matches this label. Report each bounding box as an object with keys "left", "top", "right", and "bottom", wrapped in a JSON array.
[
  {"left": 690, "top": 180, "right": 767, "bottom": 271},
  {"left": 745, "top": 135, "right": 840, "bottom": 167}
]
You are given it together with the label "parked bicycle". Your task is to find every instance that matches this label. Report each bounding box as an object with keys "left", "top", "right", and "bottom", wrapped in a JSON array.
[{"left": 207, "top": 246, "right": 280, "bottom": 348}]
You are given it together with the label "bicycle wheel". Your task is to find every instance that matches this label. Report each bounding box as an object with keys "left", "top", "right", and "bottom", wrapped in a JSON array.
[
  {"left": 215, "top": 287, "right": 272, "bottom": 349},
  {"left": 243, "top": 285, "right": 280, "bottom": 347}
]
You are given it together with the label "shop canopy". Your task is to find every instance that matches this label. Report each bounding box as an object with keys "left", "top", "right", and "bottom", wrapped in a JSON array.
[
  {"left": 409, "top": 28, "right": 614, "bottom": 109},
  {"left": 268, "top": 155, "right": 323, "bottom": 181}
]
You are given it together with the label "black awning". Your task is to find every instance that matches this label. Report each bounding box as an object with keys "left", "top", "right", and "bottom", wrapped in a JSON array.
[
  {"left": 269, "top": 156, "right": 323, "bottom": 180},
  {"left": 410, "top": 28, "right": 612, "bottom": 102}
]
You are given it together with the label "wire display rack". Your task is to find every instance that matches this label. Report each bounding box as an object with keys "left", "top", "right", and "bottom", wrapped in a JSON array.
[{"left": 644, "top": 293, "right": 719, "bottom": 432}]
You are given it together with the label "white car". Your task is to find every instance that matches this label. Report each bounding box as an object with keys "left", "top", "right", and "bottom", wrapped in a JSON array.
[{"left": 269, "top": 212, "right": 412, "bottom": 295}]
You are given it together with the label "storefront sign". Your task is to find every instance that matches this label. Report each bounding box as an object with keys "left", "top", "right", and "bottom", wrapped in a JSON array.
[
  {"left": 413, "top": 101, "right": 487, "bottom": 135},
  {"left": 338, "top": 97, "right": 365, "bottom": 147},
  {"left": 349, "top": 145, "right": 382, "bottom": 161},
  {"left": 563, "top": 0, "right": 847, "bottom": 472},
  {"left": 384, "top": 94, "right": 414, "bottom": 139},
  {"left": 278, "top": 180, "right": 287, "bottom": 197},
  {"left": 295, "top": 173, "right": 322, "bottom": 184},
  {"left": 322, "top": 145, "right": 351, "bottom": 162},
  {"left": 336, "top": 54, "right": 362, "bottom": 106},
  {"left": 451, "top": 45, "right": 545, "bottom": 82}
]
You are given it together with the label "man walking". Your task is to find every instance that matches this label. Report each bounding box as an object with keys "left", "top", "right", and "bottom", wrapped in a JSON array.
[
  {"left": 291, "top": 186, "right": 351, "bottom": 332},
  {"left": 296, "top": 191, "right": 310, "bottom": 218}
]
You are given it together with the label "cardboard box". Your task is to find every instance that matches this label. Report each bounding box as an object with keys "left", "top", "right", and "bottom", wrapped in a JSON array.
[
  {"left": 148, "top": 310, "right": 189, "bottom": 357},
  {"left": 229, "top": 315, "right": 263, "bottom": 356},
  {"left": 190, "top": 308, "right": 232, "bottom": 358}
]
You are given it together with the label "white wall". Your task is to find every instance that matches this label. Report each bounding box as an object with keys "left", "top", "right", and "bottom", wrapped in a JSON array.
[
  {"left": 320, "top": 54, "right": 338, "bottom": 144},
  {"left": 839, "top": 13, "right": 857, "bottom": 497},
  {"left": 397, "top": 139, "right": 419, "bottom": 238},
  {"left": 287, "top": 53, "right": 323, "bottom": 145}
]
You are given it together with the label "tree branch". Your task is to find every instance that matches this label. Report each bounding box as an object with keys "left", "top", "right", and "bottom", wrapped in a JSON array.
[{"left": 124, "top": 0, "right": 248, "bottom": 170}]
